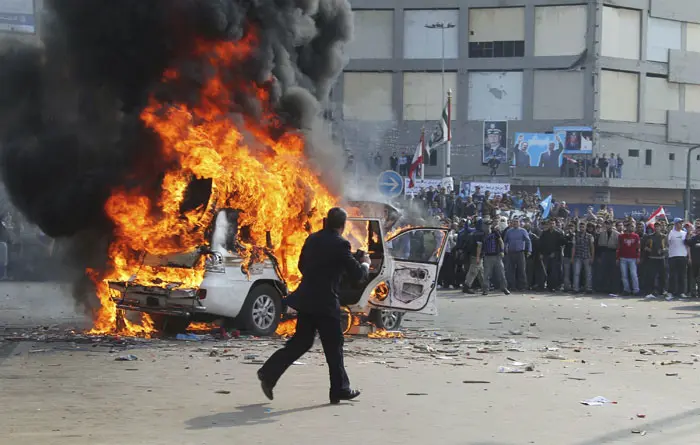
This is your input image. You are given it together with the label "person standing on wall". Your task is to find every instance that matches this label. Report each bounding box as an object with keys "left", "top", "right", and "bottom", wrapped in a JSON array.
[{"left": 257, "top": 208, "right": 368, "bottom": 404}]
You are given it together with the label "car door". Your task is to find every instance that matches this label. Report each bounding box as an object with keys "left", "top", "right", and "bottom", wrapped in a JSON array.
[{"left": 369, "top": 227, "right": 448, "bottom": 315}]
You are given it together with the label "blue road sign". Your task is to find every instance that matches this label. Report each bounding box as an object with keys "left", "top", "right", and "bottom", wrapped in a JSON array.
[{"left": 377, "top": 170, "right": 404, "bottom": 198}]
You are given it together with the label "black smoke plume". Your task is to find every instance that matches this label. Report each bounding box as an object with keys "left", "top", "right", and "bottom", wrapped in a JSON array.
[{"left": 0, "top": 0, "right": 352, "bottom": 295}]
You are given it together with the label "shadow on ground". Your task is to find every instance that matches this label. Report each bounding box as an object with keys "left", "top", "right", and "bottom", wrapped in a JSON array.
[{"left": 185, "top": 403, "right": 344, "bottom": 429}]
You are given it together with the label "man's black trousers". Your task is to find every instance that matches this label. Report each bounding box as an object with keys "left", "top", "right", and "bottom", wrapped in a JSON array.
[{"left": 259, "top": 312, "right": 350, "bottom": 394}]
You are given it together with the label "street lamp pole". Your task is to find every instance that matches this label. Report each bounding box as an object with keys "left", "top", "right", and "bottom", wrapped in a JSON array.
[
  {"left": 685, "top": 145, "right": 700, "bottom": 220},
  {"left": 425, "top": 21, "right": 455, "bottom": 179}
]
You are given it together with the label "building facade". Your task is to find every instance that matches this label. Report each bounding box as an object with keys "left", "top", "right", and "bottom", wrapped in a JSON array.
[{"left": 335, "top": 0, "right": 700, "bottom": 210}]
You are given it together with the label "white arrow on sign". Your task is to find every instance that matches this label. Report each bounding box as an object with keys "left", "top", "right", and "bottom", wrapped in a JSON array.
[{"left": 379, "top": 175, "right": 401, "bottom": 193}]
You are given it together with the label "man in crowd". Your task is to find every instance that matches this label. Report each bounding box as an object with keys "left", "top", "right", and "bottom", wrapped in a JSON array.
[
  {"left": 481, "top": 221, "right": 510, "bottom": 296},
  {"left": 504, "top": 219, "right": 531, "bottom": 291},
  {"left": 617, "top": 222, "right": 640, "bottom": 296},
  {"left": 686, "top": 220, "right": 700, "bottom": 297},
  {"left": 596, "top": 220, "right": 619, "bottom": 293},
  {"left": 644, "top": 223, "right": 667, "bottom": 298},
  {"left": 562, "top": 221, "right": 576, "bottom": 292},
  {"left": 667, "top": 218, "right": 690, "bottom": 299},
  {"left": 471, "top": 186, "right": 485, "bottom": 216},
  {"left": 539, "top": 219, "right": 565, "bottom": 292},
  {"left": 573, "top": 221, "right": 595, "bottom": 293},
  {"left": 463, "top": 219, "right": 487, "bottom": 295}
]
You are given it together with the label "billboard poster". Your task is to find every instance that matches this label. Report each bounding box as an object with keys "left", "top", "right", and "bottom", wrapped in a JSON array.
[
  {"left": 404, "top": 178, "right": 442, "bottom": 196},
  {"left": 553, "top": 126, "right": 593, "bottom": 154},
  {"left": 512, "top": 133, "right": 564, "bottom": 168},
  {"left": 461, "top": 182, "right": 511, "bottom": 197},
  {"left": 0, "top": 0, "right": 35, "bottom": 34},
  {"left": 482, "top": 121, "right": 508, "bottom": 164}
]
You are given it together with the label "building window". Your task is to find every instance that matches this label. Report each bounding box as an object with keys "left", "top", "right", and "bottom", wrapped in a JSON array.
[
  {"left": 644, "top": 75, "right": 680, "bottom": 124},
  {"left": 645, "top": 149, "right": 652, "bottom": 166},
  {"left": 628, "top": 149, "right": 640, "bottom": 157},
  {"left": 601, "top": 6, "right": 641, "bottom": 60},
  {"left": 467, "top": 71, "right": 523, "bottom": 120},
  {"left": 402, "top": 72, "right": 457, "bottom": 121},
  {"left": 534, "top": 5, "right": 587, "bottom": 57},
  {"left": 469, "top": 8, "right": 525, "bottom": 58},
  {"left": 669, "top": 153, "right": 676, "bottom": 161},
  {"left": 346, "top": 11, "right": 393, "bottom": 59},
  {"left": 342, "top": 72, "right": 393, "bottom": 121},
  {"left": 403, "top": 10, "right": 459, "bottom": 59},
  {"left": 646, "top": 17, "right": 681, "bottom": 63},
  {"left": 600, "top": 70, "right": 639, "bottom": 122}
]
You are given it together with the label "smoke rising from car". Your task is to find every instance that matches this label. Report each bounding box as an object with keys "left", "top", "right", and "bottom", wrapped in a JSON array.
[{"left": 0, "top": 0, "right": 352, "bottom": 306}]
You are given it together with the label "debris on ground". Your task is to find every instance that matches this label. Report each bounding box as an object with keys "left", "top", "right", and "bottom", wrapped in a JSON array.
[
  {"left": 580, "top": 396, "right": 614, "bottom": 406},
  {"left": 114, "top": 354, "right": 138, "bottom": 361}
]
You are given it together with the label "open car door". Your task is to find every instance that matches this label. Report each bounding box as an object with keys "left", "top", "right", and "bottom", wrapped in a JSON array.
[{"left": 369, "top": 227, "right": 448, "bottom": 315}]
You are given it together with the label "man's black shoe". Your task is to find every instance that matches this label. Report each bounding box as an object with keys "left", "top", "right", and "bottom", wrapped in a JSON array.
[
  {"left": 503, "top": 289, "right": 511, "bottom": 295},
  {"left": 257, "top": 370, "right": 274, "bottom": 401},
  {"left": 330, "top": 389, "right": 361, "bottom": 405},
  {"left": 462, "top": 287, "right": 475, "bottom": 294}
]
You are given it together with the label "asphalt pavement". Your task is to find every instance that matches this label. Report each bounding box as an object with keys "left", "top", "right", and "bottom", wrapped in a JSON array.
[{"left": 3, "top": 284, "right": 700, "bottom": 444}]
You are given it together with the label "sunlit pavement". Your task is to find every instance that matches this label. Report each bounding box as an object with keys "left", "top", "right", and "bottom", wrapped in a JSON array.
[{"left": 4, "top": 285, "right": 700, "bottom": 444}]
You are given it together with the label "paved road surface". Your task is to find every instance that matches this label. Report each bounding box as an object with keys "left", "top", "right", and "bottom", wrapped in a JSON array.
[{"left": 3, "top": 283, "right": 700, "bottom": 444}]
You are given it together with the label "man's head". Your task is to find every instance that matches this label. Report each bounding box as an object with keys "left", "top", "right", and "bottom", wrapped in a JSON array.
[
  {"left": 542, "top": 219, "right": 552, "bottom": 231},
  {"left": 486, "top": 124, "right": 502, "bottom": 146},
  {"left": 636, "top": 222, "right": 644, "bottom": 233},
  {"left": 674, "top": 217, "right": 683, "bottom": 230},
  {"left": 604, "top": 220, "right": 612, "bottom": 231},
  {"left": 510, "top": 219, "right": 519, "bottom": 228},
  {"left": 548, "top": 142, "right": 555, "bottom": 152},
  {"left": 615, "top": 221, "right": 623, "bottom": 232},
  {"left": 326, "top": 207, "right": 348, "bottom": 234},
  {"left": 695, "top": 219, "right": 700, "bottom": 232},
  {"left": 654, "top": 223, "right": 661, "bottom": 233},
  {"left": 474, "top": 186, "right": 481, "bottom": 194},
  {"left": 577, "top": 222, "right": 586, "bottom": 232},
  {"left": 520, "top": 142, "right": 529, "bottom": 152},
  {"left": 625, "top": 223, "right": 634, "bottom": 233}
]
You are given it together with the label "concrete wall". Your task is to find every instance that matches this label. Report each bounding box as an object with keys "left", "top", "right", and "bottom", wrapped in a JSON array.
[
  {"left": 346, "top": 10, "right": 394, "bottom": 59},
  {"left": 340, "top": 0, "right": 700, "bottom": 183}
]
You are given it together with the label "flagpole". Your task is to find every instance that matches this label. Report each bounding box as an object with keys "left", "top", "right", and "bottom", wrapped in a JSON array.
[
  {"left": 420, "top": 127, "right": 426, "bottom": 181},
  {"left": 446, "top": 89, "right": 452, "bottom": 178}
]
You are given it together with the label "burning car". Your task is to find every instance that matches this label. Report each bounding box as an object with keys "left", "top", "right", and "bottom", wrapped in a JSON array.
[{"left": 107, "top": 208, "right": 447, "bottom": 336}]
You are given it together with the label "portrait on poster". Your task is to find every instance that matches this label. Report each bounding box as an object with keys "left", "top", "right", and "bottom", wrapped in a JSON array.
[{"left": 482, "top": 121, "right": 508, "bottom": 164}]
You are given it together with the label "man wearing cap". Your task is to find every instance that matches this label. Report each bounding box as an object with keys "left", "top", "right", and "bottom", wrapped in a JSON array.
[
  {"left": 538, "top": 134, "right": 565, "bottom": 169},
  {"left": 667, "top": 218, "right": 690, "bottom": 299},
  {"left": 484, "top": 123, "right": 507, "bottom": 164}
]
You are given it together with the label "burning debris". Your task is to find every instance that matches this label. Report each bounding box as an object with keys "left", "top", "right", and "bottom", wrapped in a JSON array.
[{"left": 0, "top": 0, "right": 353, "bottom": 336}]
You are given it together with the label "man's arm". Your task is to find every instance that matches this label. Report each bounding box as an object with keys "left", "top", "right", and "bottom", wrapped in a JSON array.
[
  {"left": 524, "top": 230, "right": 532, "bottom": 253},
  {"left": 340, "top": 239, "right": 369, "bottom": 282},
  {"left": 297, "top": 239, "right": 310, "bottom": 275}
]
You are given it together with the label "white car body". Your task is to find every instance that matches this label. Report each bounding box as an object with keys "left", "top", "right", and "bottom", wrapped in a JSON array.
[{"left": 109, "top": 211, "right": 448, "bottom": 335}]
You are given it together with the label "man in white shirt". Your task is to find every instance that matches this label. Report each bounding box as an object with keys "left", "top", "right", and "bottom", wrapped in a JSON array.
[{"left": 667, "top": 218, "right": 691, "bottom": 299}]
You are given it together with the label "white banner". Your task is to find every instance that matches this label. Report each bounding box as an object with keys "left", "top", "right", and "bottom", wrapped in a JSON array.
[
  {"left": 463, "top": 182, "right": 511, "bottom": 197},
  {"left": 0, "top": 0, "right": 35, "bottom": 34},
  {"left": 404, "top": 178, "right": 442, "bottom": 196}
]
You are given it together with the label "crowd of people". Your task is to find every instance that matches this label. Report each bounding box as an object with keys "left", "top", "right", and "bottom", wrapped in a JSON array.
[
  {"left": 436, "top": 203, "right": 700, "bottom": 300},
  {"left": 402, "top": 185, "right": 546, "bottom": 220}
]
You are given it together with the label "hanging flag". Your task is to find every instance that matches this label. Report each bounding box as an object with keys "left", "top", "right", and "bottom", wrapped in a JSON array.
[
  {"left": 429, "top": 99, "right": 451, "bottom": 148},
  {"left": 646, "top": 206, "right": 666, "bottom": 226},
  {"left": 540, "top": 195, "right": 553, "bottom": 219},
  {"left": 535, "top": 187, "right": 542, "bottom": 199},
  {"left": 408, "top": 133, "right": 429, "bottom": 188}
]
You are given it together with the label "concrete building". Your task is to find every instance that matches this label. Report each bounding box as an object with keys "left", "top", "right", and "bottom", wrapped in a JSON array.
[{"left": 335, "top": 0, "right": 700, "bottom": 214}]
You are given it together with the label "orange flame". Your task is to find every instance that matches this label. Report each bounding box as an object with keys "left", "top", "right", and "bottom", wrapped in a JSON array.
[
  {"left": 368, "top": 329, "right": 404, "bottom": 339},
  {"left": 370, "top": 281, "right": 389, "bottom": 301},
  {"left": 89, "top": 31, "right": 338, "bottom": 336}
]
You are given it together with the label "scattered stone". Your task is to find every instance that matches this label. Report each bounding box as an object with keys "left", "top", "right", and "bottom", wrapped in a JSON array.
[
  {"left": 462, "top": 380, "right": 490, "bottom": 384},
  {"left": 666, "top": 373, "right": 678, "bottom": 376},
  {"left": 215, "top": 390, "right": 231, "bottom": 394},
  {"left": 114, "top": 354, "right": 138, "bottom": 361}
]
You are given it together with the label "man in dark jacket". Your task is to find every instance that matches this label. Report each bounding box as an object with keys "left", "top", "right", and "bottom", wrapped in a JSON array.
[
  {"left": 539, "top": 219, "right": 565, "bottom": 291},
  {"left": 258, "top": 208, "right": 369, "bottom": 404}
]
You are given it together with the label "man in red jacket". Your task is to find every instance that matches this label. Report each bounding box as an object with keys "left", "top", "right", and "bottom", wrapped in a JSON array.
[{"left": 617, "top": 222, "right": 641, "bottom": 295}]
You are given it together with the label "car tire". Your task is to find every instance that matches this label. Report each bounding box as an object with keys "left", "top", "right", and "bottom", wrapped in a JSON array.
[
  {"left": 151, "top": 314, "right": 191, "bottom": 335},
  {"left": 369, "top": 309, "right": 404, "bottom": 331},
  {"left": 240, "top": 284, "right": 282, "bottom": 336}
]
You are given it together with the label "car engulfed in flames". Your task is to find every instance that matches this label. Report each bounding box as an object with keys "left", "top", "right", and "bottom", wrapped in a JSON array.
[{"left": 87, "top": 33, "right": 339, "bottom": 337}]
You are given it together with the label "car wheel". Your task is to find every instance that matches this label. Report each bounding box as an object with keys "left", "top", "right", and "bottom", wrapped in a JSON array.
[
  {"left": 241, "top": 284, "right": 282, "bottom": 336},
  {"left": 151, "top": 314, "right": 191, "bottom": 335},
  {"left": 369, "top": 309, "right": 404, "bottom": 331}
]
